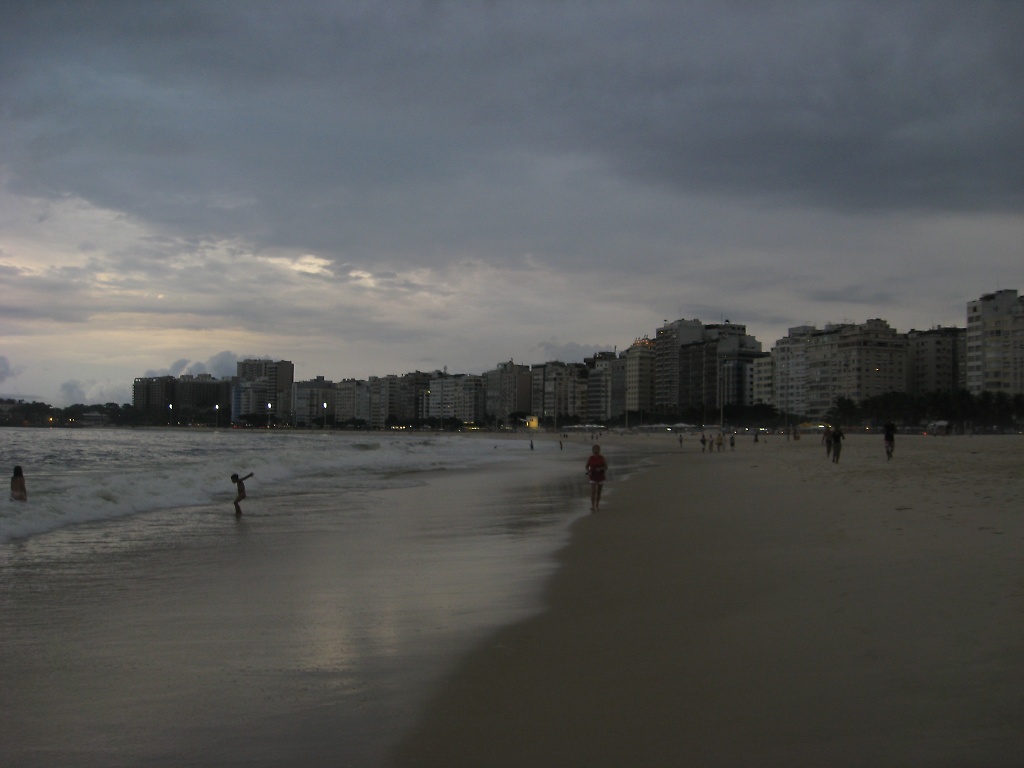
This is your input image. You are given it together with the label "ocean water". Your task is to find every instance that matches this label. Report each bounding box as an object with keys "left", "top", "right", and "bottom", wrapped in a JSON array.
[
  {"left": 0, "top": 427, "right": 545, "bottom": 544},
  {"left": 0, "top": 427, "right": 595, "bottom": 767}
]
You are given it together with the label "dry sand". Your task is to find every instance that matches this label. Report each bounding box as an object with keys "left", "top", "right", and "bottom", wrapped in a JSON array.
[{"left": 390, "top": 432, "right": 1023, "bottom": 766}]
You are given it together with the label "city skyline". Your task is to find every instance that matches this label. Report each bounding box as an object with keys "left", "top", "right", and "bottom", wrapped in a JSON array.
[
  {"left": 4, "top": 298, "right": 991, "bottom": 410},
  {"left": 2, "top": 3, "right": 1022, "bottom": 406}
]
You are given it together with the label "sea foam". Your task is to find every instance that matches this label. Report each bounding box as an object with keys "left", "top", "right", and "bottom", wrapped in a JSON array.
[{"left": 0, "top": 428, "right": 529, "bottom": 543}]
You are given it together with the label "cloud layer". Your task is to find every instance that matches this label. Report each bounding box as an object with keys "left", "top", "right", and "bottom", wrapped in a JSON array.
[{"left": 1, "top": 1, "right": 1022, "bottom": 404}]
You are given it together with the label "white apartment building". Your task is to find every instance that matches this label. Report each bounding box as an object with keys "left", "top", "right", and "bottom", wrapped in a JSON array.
[
  {"left": 752, "top": 354, "right": 774, "bottom": 406},
  {"left": 368, "top": 375, "right": 400, "bottom": 428},
  {"left": 541, "top": 363, "right": 582, "bottom": 422},
  {"left": 292, "top": 376, "right": 335, "bottom": 427},
  {"left": 234, "top": 359, "right": 294, "bottom": 423},
  {"left": 804, "top": 320, "right": 907, "bottom": 418},
  {"left": 425, "top": 374, "right": 485, "bottom": 424},
  {"left": 334, "top": 379, "right": 370, "bottom": 424},
  {"left": 530, "top": 362, "right": 567, "bottom": 423},
  {"left": 425, "top": 376, "right": 457, "bottom": 421},
  {"left": 966, "top": 289, "right": 1024, "bottom": 395},
  {"left": 772, "top": 326, "right": 816, "bottom": 417}
]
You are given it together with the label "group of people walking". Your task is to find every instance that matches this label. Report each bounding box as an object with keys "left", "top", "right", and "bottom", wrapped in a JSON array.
[
  {"left": 822, "top": 422, "right": 896, "bottom": 463},
  {"left": 699, "top": 432, "right": 735, "bottom": 453}
]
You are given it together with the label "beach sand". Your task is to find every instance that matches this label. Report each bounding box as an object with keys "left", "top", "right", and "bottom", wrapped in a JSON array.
[{"left": 390, "top": 433, "right": 1024, "bottom": 766}]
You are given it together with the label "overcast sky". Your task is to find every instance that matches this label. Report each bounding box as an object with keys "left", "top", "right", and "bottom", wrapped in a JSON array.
[{"left": 2, "top": 1, "right": 1021, "bottom": 406}]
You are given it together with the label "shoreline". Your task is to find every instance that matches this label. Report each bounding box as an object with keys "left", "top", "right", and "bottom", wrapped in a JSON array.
[{"left": 389, "top": 434, "right": 1024, "bottom": 766}]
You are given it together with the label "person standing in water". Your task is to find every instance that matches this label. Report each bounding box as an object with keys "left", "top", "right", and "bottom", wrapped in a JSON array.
[
  {"left": 585, "top": 445, "right": 608, "bottom": 512},
  {"left": 10, "top": 466, "right": 27, "bottom": 501},
  {"left": 230, "top": 472, "right": 253, "bottom": 517}
]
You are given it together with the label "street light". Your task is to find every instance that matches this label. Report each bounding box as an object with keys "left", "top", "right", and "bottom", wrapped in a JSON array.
[
  {"left": 267, "top": 402, "right": 272, "bottom": 428},
  {"left": 168, "top": 403, "right": 173, "bottom": 425},
  {"left": 323, "top": 401, "right": 328, "bottom": 430},
  {"left": 214, "top": 403, "right": 219, "bottom": 429}
]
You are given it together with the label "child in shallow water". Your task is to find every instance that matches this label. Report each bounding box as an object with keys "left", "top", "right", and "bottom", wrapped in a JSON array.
[
  {"left": 230, "top": 472, "right": 253, "bottom": 517},
  {"left": 10, "top": 466, "right": 27, "bottom": 501}
]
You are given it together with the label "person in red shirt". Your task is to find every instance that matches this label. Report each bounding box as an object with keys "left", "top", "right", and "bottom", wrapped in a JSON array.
[{"left": 585, "top": 444, "right": 608, "bottom": 511}]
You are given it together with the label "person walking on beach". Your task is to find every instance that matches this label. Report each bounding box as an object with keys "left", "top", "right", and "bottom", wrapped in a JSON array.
[
  {"left": 230, "top": 472, "right": 253, "bottom": 517},
  {"left": 585, "top": 445, "right": 608, "bottom": 512},
  {"left": 822, "top": 427, "right": 833, "bottom": 459},
  {"left": 831, "top": 426, "right": 845, "bottom": 464},
  {"left": 700, "top": 433, "right": 707, "bottom": 453},
  {"left": 883, "top": 421, "right": 896, "bottom": 460},
  {"left": 10, "top": 466, "right": 27, "bottom": 501}
]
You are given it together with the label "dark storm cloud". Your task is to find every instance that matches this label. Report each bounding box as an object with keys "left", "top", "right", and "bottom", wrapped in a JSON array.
[{"left": 2, "top": 1, "right": 1020, "bottom": 275}]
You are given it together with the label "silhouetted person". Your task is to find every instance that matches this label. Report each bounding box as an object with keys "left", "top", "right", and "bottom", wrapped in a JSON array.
[
  {"left": 10, "top": 466, "right": 27, "bottom": 501},
  {"left": 883, "top": 422, "right": 896, "bottom": 460},
  {"left": 231, "top": 472, "right": 253, "bottom": 516},
  {"left": 831, "top": 427, "right": 845, "bottom": 464}
]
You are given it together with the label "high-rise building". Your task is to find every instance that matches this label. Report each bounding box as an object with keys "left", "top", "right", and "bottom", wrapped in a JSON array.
[
  {"left": 334, "top": 379, "right": 370, "bottom": 425},
  {"left": 483, "top": 361, "right": 532, "bottom": 424},
  {"left": 457, "top": 376, "right": 486, "bottom": 424},
  {"left": 368, "top": 375, "right": 400, "bottom": 428},
  {"left": 529, "top": 362, "right": 563, "bottom": 423},
  {"left": 133, "top": 373, "right": 229, "bottom": 423},
  {"left": 585, "top": 352, "right": 625, "bottom": 422},
  {"left": 234, "top": 359, "right": 294, "bottom": 424},
  {"left": 752, "top": 354, "right": 774, "bottom": 406},
  {"left": 675, "top": 323, "right": 762, "bottom": 421},
  {"left": 132, "top": 375, "right": 177, "bottom": 422},
  {"left": 804, "top": 320, "right": 907, "bottom": 418},
  {"left": 624, "top": 337, "right": 656, "bottom": 417},
  {"left": 906, "top": 327, "right": 966, "bottom": 394},
  {"left": 292, "top": 376, "right": 335, "bottom": 427},
  {"left": 397, "top": 371, "right": 435, "bottom": 423},
  {"left": 772, "top": 326, "right": 816, "bottom": 417},
  {"left": 654, "top": 318, "right": 703, "bottom": 414},
  {"left": 536, "top": 361, "right": 585, "bottom": 424},
  {"left": 966, "top": 289, "right": 1024, "bottom": 395},
  {"left": 425, "top": 374, "right": 485, "bottom": 424}
]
